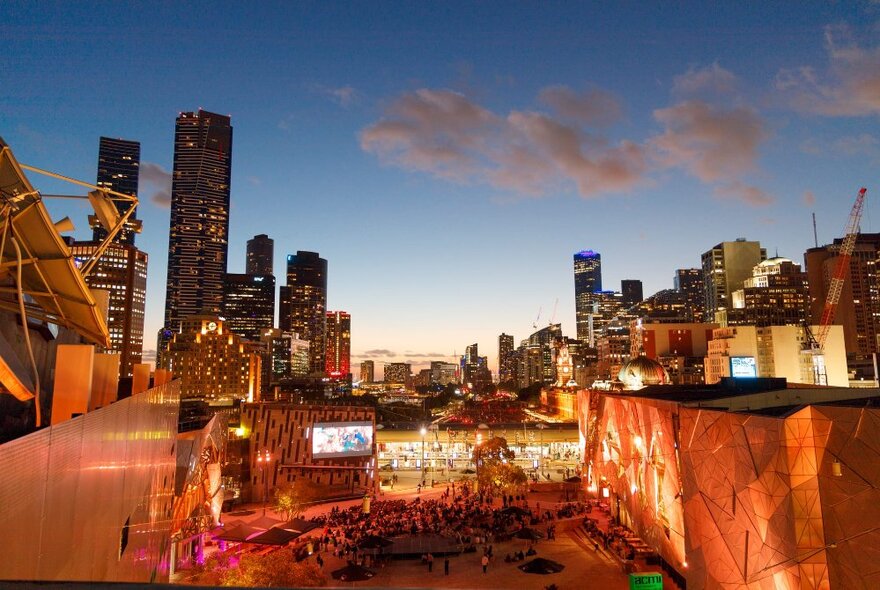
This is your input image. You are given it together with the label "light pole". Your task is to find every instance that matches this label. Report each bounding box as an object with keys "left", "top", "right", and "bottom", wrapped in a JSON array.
[
  {"left": 420, "top": 426, "right": 427, "bottom": 488},
  {"left": 536, "top": 424, "right": 547, "bottom": 478},
  {"left": 256, "top": 449, "right": 271, "bottom": 515}
]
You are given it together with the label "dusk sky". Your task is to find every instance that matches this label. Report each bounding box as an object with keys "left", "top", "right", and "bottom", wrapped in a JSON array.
[{"left": 3, "top": 2, "right": 880, "bottom": 376}]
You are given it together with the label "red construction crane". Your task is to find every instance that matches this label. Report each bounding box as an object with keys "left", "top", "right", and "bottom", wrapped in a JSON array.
[{"left": 804, "top": 187, "right": 867, "bottom": 384}]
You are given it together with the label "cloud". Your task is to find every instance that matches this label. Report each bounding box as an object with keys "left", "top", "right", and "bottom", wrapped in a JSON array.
[
  {"left": 775, "top": 24, "right": 880, "bottom": 116},
  {"left": 361, "top": 87, "right": 647, "bottom": 198},
  {"left": 312, "top": 84, "right": 359, "bottom": 108},
  {"left": 712, "top": 181, "right": 774, "bottom": 206},
  {"left": 673, "top": 62, "right": 738, "bottom": 96},
  {"left": 140, "top": 162, "right": 172, "bottom": 208},
  {"left": 803, "top": 190, "right": 817, "bottom": 206},
  {"left": 832, "top": 132, "right": 878, "bottom": 154},
  {"left": 538, "top": 85, "right": 622, "bottom": 125},
  {"left": 651, "top": 100, "right": 768, "bottom": 183},
  {"left": 799, "top": 138, "right": 822, "bottom": 155},
  {"left": 356, "top": 349, "right": 397, "bottom": 358}
]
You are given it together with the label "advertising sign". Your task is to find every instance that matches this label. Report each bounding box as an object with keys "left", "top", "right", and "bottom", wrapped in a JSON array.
[
  {"left": 629, "top": 572, "right": 663, "bottom": 590},
  {"left": 730, "top": 356, "right": 757, "bottom": 378}
]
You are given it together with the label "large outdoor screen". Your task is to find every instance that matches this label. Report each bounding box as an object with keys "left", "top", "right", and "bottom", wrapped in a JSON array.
[
  {"left": 730, "top": 356, "right": 757, "bottom": 378},
  {"left": 312, "top": 422, "right": 374, "bottom": 458}
]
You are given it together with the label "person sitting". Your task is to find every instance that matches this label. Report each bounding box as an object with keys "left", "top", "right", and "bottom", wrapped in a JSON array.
[
  {"left": 504, "top": 553, "right": 512, "bottom": 563},
  {"left": 526, "top": 546, "right": 537, "bottom": 556}
]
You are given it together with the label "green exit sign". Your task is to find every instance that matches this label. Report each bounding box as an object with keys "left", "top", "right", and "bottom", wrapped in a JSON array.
[{"left": 629, "top": 572, "right": 663, "bottom": 590}]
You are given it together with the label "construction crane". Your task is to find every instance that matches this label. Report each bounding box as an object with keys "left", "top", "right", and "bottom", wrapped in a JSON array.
[
  {"left": 803, "top": 187, "right": 868, "bottom": 385},
  {"left": 533, "top": 306, "right": 542, "bottom": 329}
]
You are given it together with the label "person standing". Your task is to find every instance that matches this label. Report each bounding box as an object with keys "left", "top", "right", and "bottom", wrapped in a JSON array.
[
  {"left": 427, "top": 552, "right": 434, "bottom": 572},
  {"left": 444, "top": 556, "right": 450, "bottom": 575},
  {"left": 481, "top": 553, "right": 489, "bottom": 574}
]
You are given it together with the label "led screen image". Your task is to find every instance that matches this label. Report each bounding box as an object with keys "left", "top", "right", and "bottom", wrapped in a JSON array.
[
  {"left": 730, "top": 356, "right": 757, "bottom": 378},
  {"left": 312, "top": 422, "right": 374, "bottom": 458}
]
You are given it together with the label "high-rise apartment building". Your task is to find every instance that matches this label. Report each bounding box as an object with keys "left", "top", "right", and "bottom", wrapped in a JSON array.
[
  {"left": 430, "top": 361, "right": 459, "bottom": 385},
  {"left": 164, "top": 110, "right": 233, "bottom": 334},
  {"left": 805, "top": 234, "right": 880, "bottom": 359},
  {"left": 70, "top": 241, "right": 147, "bottom": 377},
  {"left": 675, "top": 268, "right": 706, "bottom": 323},
  {"left": 222, "top": 273, "right": 276, "bottom": 342},
  {"left": 246, "top": 234, "right": 274, "bottom": 276},
  {"left": 574, "top": 250, "right": 602, "bottom": 342},
  {"left": 729, "top": 257, "right": 809, "bottom": 327},
  {"left": 325, "top": 311, "right": 351, "bottom": 379},
  {"left": 279, "top": 251, "right": 327, "bottom": 375},
  {"left": 621, "top": 279, "right": 643, "bottom": 307},
  {"left": 92, "top": 137, "right": 142, "bottom": 245},
  {"left": 360, "top": 360, "right": 375, "bottom": 383},
  {"left": 384, "top": 362, "right": 411, "bottom": 384},
  {"left": 498, "top": 333, "right": 515, "bottom": 383},
  {"left": 701, "top": 239, "right": 766, "bottom": 324},
  {"left": 462, "top": 343, "right": 481, "bottom": 384}
]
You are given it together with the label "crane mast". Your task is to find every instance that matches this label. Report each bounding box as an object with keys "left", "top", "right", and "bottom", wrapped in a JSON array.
[{"left": 804, "top": 187, "right": 867, "bottom": 385}]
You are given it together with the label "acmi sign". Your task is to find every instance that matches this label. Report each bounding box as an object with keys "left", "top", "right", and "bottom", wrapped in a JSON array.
[{"left": 629, "top": 572, "right": 663, "bottom": 589}]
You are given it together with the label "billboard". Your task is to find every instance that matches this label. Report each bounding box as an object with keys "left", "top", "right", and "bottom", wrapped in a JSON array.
[
  {"left": 312, "top": 421, "right": 374, "bottom": 458},
  {"left": 730, "top": 356, "right": 757, "bottom": 378}
]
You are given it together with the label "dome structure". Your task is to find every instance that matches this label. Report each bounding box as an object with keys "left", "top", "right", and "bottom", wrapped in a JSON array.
[{"left": 617, "top": 356, "right": 669, "bottom": 390}]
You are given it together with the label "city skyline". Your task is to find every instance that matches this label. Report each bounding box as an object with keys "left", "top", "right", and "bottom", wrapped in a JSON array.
[{"left": 3, "top": 3, "right": 879, "bottom": 373}]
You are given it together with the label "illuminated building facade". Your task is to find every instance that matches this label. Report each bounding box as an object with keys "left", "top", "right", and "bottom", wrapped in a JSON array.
[
  {"left": 164, "top": 110, "right": 233, "bottom": 333},
  {"left": 70, "top": 241, "right": 147, "bottom": 377},
  {"left": 92, "top": 136, "right": 142, "bottom": 245},
  {"left": 701, "top": 238, "right": 766, "bottom": 324},
  {"left": 221, "top": 273, "right": 275, "bottom": 342},
  {"left": 165, "top": 315, "right": 261, "bottom": 402},
  {"left": 574, "top": 249, "right": 602, "bottom": 342},
  {"left": 279, "top": 251, "right": 327, "bottom": 375},
  {"left": 360, "top": 360, "right": 374, "bottom": 383},
  {"left": 498, "top": 333, "right": 515, "bottom": 383},
  {"left": 246, "top": 233, "right": 274, "bottom": 275},
  {"left": 430, "top": 361, "right": 459, "bottom": 385},
  {"left": 729, "top": 257, "right": 810, "bottom": 327},
  {"left": 325, "top": 310, "right": 351, "bottom": 379},
  {"left": 674, "top": 268, "right": 706, "bottom": 323},
  {"left": 384, "top": 362, "right": 411, "bottom": 385}
]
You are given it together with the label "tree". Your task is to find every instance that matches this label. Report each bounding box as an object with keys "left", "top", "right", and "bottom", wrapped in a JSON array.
[
  {"left": 274, "top": 477, "right": 319, "bottom": 520},
  {"left": 220, "top": 550, "right": 326, "bottom": 587},
  {"left": 472, "top": 436, "right": 527, "bottom": 494}
]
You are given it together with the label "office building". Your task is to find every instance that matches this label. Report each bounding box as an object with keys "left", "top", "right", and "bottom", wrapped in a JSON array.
[
  {"left": 325, "top": 311, "right": 351, "bottom": 379},
  {"left": 384, "top": 362, "right": 411, "bottom": 385},
  {"left": 729, "top": 257, "right": 810, "bottom": 327},
  {"left": 621, "top": 279, "right": 643, "bottom": 306},
  {"left": 498, "top": 333, "right": 515, "bottom": 383},
  {"left": 163, "top": 110, "right": 233, "bottom": 334},
  {"left": 279, "top": 251, "right": 327, "bottom": 375},
  {"left": 222, "top": 273, "right": 275, "bottom": 342},
  {"left": 674, "top": 268, "right": 706, "bottom": 323},
  {"left": 164, "top": 315, "right": 260, "bottom": 402},
  {"left": 360, "top": 360, "right": 375, "bottom": 383},
  {"left": 70, "top": 241, "right": 147, "bottom": 377},
  {"left": 430, "top": 361, "right": 459, "bottom": 386},
  {"left": 246, "top": 233, "right": 274, "bottom": 276},
  {"left": 92, "top": 137, "right": 142, "bottom": 245},
  {"left": 574, "top": 250, "right": 602, "bottom": 342},
  {"left": 701, "top": 239, "right": 766, "bottom": 324}
]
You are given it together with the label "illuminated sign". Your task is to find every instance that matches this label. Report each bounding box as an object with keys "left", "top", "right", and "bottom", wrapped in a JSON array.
[
  {"left": 730, "top": 356, "right": 757, "bottom": 378},
  {"left": 629, "top": 573, "right": 663, "bottom": 590},
  {"left": 312, "top": 422, "right": 373, "bottom": 458}
]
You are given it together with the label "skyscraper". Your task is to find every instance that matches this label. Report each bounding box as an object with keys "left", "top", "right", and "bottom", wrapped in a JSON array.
[
  {"left": 222, "top": 273, "right": 276, "bottom": 341},
  {"left": 325, "top": 311, "right": 351, "bottom": 379},
  {"left": 728, "top": 257, "right": 810, "bottom": 327},
  {"left": 621, "top": 279, "right": 643, "bottom": 306},
  {"left": 360, "top": 360, "right": 375, "bottom": 383},
  {"left": 701, "top": 239, "right": 766, "bottom": 323},
  {"left": 574, "top": 250, "right": 602, "bottom": 342},
  {"left": 164, "top": 110, "right": 233, "bottom": 333},
  {"left": 674, "top": 268, "right": 706, "bottom": 322},
  {"left": 247, "top": 234, "right": 274, "bottom": 276},
  {"left": 92, "top": 137, "right": 142, "bottom": 245},
  {"left": 279, "top": 251, "right": 327, "bottom": 375},
  {"left": 498, "top": 333, "right": 515, "bottom": 383}
]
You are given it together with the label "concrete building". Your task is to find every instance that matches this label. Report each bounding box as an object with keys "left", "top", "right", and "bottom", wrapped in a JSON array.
[
  {"left": 729, "top": 257, "right": 810, "bottom": 327},
  {"left": 430, "top": 361, "right": 458, "bottom": 385},
  {"left": 498, "top": 332, "right": 515, "bottom": 383},
  {"left": 165, "top": 315, "right": 261, "bottom": 402},
  {"left": 705, "top": 324, "right": 847, "bottom": 386},
  {"left": 384, "top": 362, "right": 412, "bottom": 385},
  {"left": 246, "top": 233, "right": 274, "bottom": 275},
  {"left": 325, "top": 311, "right": 351, "bottom": 380},
  {"left": 279, "top": 251, "right": 327, "bottom": 376},
  {"left": 221, "top": 273, "right": 275, "bottom": 342},
  {"left": 574, "top": 249, "right": 602, "bottom": 342},
  {"left": 92, "top": 136, "right": 142, "bottom": 245},
  {"left": 674, "top": 267, "right": 706, "bottom": 323},
  {"left": 621, "top": 279, "right": 643, "bottom": 306},
  {"left": 701, "top": 238, "right": 766, "bottom": 324},
  {"left": 360, "top": 360, "right": 375, "bottom": 383}
]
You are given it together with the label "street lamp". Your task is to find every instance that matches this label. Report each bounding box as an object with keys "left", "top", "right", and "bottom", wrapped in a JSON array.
[
  {"left": 420, "top": 426, "right": 427, "bottom": 488},
  {"left": 256, "top": 449, "right": 271, "bottom": 515}
]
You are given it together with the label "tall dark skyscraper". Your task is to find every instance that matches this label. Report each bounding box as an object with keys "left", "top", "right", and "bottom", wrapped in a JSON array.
[
  {"left": 279, "top": 251, "right": 327, "bottom": 375},
  {"left": 675, "top": 268, "right": 706, "bottom": 323},
  {"left": 621, "top": 279, "right": 643, "bottom": 306},
  {"left": 93, "top": 137, "right": 141, "bottom": 245},
  {"left": 164, "top": 110, "right": 233, "bottom": 333},
  {"left": 574, "top": 250, "right": 602, "bottom": 342},
  {"left": 247, "top": 234, "right": 274, "bottom": 276},
  {"left": 222, "top": 273, "right": 276, "bottom": 342},
  {"left": 498, "top": 333, "right": 515, "bottom": 383}
]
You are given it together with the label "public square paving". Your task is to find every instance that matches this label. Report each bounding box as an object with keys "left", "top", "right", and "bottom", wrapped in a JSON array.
[{"left": 215, "top": 480, "right": 634, "bottom": 590}]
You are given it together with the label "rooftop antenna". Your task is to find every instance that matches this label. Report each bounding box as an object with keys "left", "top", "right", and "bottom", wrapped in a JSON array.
[{"left": 812, "top": 212, "right": 819, "bottom": 248}]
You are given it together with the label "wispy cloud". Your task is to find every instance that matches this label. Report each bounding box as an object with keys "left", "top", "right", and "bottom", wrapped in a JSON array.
[
  {"left": 140, "top": 162, "right": 172, "bottom": 207},
  {"left": 672, "top": 62, "right": 738, "bottom": 96},
  {"left": 538, "top": 85, "right": 622, "bottom": 126},
  {"left": 312, "top": 84, "right": 360, "bottom": 108},
  {"left": 775, "top": 24, "right": 880, "bottom": 116},
  {"left": 803, "top": 190, "right": 817, "bottom": 206}
]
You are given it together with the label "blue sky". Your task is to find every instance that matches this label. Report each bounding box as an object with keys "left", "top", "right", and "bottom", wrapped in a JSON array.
[{"left": 2, "top": 2, "right": 879, "bottom": 376}]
